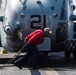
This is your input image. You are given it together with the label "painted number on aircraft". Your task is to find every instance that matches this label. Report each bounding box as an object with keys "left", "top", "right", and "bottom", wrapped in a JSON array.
[{"left": 30, "top": 15, "right": 46, "bottom": 29}]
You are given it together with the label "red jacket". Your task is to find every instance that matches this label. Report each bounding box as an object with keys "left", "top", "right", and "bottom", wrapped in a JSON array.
[{"left": 26, "top": 30, "right": 44, "bottom": 45}]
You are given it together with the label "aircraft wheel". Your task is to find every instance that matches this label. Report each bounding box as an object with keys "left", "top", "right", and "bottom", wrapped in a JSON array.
[{"left": 65, "top": 51, "right": 70, "bottom": 58}]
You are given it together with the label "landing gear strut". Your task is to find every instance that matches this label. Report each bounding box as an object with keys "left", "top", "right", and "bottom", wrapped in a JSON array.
[{"left": 65, "top": 41, "right": 76, "bottom": 58}]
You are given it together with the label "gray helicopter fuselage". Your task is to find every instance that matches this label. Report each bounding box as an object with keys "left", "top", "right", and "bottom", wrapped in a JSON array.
[{"left": 0, "top": 0, "right": 75, "bottom": 52}]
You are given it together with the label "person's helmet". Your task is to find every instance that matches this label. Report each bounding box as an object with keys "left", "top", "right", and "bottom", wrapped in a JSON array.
[{"left": 44, "top": 28, "right": 52, "bottom": 34}]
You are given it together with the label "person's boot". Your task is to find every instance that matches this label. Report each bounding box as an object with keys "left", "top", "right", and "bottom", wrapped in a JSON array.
[{"left": 14, "top": 62, "right": 22, "bottom": 69}]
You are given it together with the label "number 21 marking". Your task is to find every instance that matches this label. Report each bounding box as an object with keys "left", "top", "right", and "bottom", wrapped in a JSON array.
[{"left": 30, "top": 15, "right": 46, "bottom": 29}]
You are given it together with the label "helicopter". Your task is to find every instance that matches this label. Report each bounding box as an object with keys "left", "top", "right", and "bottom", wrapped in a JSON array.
[{"left": 0, "top": 0, "right": 76, "bottom": 58}]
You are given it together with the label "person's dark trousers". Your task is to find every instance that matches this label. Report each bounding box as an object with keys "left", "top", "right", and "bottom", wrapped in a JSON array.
[{"left": 14, "top": 43, "right": 39, "bottom": 68}]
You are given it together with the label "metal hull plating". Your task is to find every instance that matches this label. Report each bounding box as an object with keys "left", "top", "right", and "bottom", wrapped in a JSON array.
[{"left": 0, "top": 0, "right": 75, "bottom": 52}]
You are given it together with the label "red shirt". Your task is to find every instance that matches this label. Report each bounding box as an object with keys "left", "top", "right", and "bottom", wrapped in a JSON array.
[{"left": 26, "top": 30, "right": 44, "bottom": 45}]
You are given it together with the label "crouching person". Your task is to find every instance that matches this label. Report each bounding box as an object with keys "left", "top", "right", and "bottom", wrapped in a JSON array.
[{"left": 14, "top": 28, "right": 52, "bottom": 69}]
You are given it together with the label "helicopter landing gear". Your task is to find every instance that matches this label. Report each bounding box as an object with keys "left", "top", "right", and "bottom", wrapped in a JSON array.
[
  {"left": 71, "top": 42, "right": 76, "bottom": 58},
  {"left": 73, "top": 45, "right": 76, "bottom": 58},
  {"left": 65, "top": 40, "right": 76, "bottom": 58}
]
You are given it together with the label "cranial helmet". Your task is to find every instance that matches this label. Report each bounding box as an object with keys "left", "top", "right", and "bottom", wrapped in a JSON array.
[{"left": 44, "top": 28, "right": 52, "bottom": 34}]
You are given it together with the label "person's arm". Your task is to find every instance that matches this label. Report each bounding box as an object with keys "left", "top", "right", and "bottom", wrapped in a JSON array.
[
  {"left": 26, "top": 30, "right": 38, "bottom": 40},
  {"left": 27, "top": 31, "right": 43, "bottom": 44}
]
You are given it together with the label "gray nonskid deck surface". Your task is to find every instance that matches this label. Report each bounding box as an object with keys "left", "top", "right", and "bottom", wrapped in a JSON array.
[
  {"left": 0, "top": 65, "right": 59, "bottom": 75},
  {"left": 0, "top": 53, "right": 25, "bottom": 58},
  {"left": 0, "top": 52, "right": 76, "bottom": 75}
]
